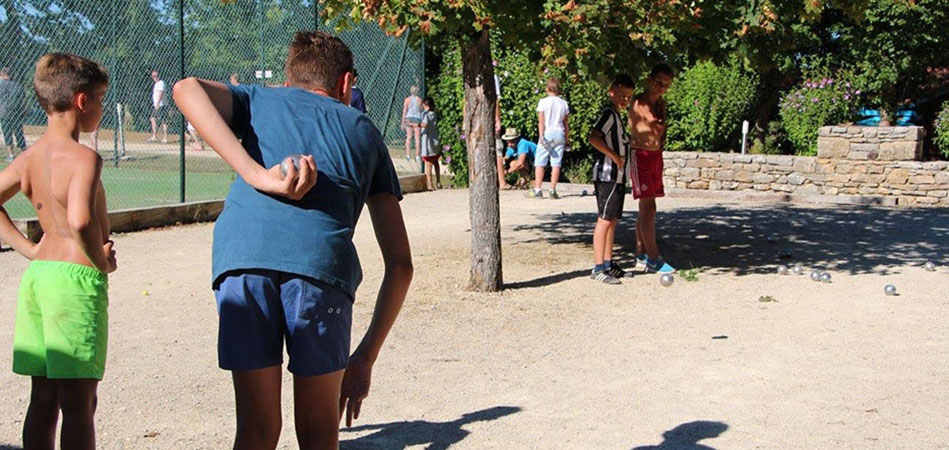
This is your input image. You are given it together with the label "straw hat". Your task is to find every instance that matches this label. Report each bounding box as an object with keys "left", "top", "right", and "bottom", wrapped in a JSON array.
[{"left": 501, "top": 127, "right": 520, "bottom": 141}]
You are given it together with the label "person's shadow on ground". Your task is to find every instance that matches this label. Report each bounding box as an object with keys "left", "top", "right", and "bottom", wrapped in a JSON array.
[
  {"left": 0, "top": 444, "right": 23, "bottom": 450},
  {"left": 339, "top": 405, "right": 520, "bottom": 450},
  {"left": 631, "top": 420, "right": 729, "bottom": 450},
  {"left": 507, "top": 203, "right": 949, "bottom": 288}
]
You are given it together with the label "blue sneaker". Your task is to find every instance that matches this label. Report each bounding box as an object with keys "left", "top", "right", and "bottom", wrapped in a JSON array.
[{"left": 645, "top": 257, "right": 676, "bottom": 274}]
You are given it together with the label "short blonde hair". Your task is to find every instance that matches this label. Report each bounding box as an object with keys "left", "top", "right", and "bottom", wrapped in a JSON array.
[
  {"left": 33, "top": 53, "right": 108, "bottom": 114},
  {"left": 545, "top": 77, "right": 560, "bottom": 94}
]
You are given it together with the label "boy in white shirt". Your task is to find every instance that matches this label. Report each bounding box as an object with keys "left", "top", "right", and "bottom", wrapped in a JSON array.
[{"left": 532, "top": 77, "right": 570, "bottom": 199}]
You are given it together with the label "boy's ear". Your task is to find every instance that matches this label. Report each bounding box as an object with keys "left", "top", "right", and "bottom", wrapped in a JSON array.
[
  {"left": 337, "top": 71, "right": 353, "bottom": 105},
  {"left": 74, "top": 91, "right": 89, "bottom": 112}
]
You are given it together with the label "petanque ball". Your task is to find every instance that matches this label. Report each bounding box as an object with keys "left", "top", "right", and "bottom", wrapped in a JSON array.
[
  {"left": 792, "top": 264, "right": 804, "bottom": 275},
  {"left": 581, "top": 189, "right": 588, "bottom": 196},
  {"left": 777, "top": 265, "right": 789, "bottom": 275},
  {"left": 924, "top": 261, "right": 936, "bottom": 272},
  {"left": 660, "top": 273, "right": 674, "bottom": 287},
  {"left": 810, "top": 270, "right": 821, "bottom": 282},
  {"left": 819, "top": 272, "right": 831, "bottom": 283},
  {"left": 884, "top": 284, "right": 897, "bottom": 296},
  {"left": 280, "top": 154, "right": 304, "bottom": 178}
]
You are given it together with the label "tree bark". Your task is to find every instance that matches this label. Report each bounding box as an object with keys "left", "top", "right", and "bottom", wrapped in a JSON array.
[{"left": 461, "top": 30, "right": 502, "bottom": 291}]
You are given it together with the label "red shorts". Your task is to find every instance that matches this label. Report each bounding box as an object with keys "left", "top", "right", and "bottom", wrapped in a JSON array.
[
  {"left": 630, "top": 149, "right": 664, "bottom": 199},
  {"left": 422, "top": 155, "right": 440, "bottom": 164}
]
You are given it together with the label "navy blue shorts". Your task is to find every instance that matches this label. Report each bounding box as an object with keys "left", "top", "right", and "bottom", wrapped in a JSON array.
[{"left": 214, "top": 270, "right": 353, "bottom": 376}]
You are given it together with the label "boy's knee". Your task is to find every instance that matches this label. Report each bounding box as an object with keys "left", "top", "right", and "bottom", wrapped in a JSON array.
[
  {"left": 29, "top": 385, "right": 60, "bottom": 411},
  {"left": 59, "top": 390, "right": 97, "bottom": 416},
  {"left": 237, "top": 417, "right": 282, "bottom": 447}
]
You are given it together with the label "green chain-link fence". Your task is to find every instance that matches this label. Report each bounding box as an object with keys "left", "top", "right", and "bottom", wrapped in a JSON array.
[{"left": 0, "top": 0, "right": 424, "bottom": 220}]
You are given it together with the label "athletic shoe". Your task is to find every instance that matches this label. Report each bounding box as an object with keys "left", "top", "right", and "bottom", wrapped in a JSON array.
[
  {"left": 635, "top": 254, "right": 647, "bottom": 266},
  {"left": 526, "top": 189, "right": 543, "bottom": 199},
  {"left": 549, "top": 190, "right": 560, "bottom": 199},
  {"left": 591, "top": 269, "right": 621, "bottom": 285},
  {"left": 645, "top": 257, "right": 676, "bottom": 274},
  {"left": 607, "top": 263, "right": 633, "bottom": 278}
]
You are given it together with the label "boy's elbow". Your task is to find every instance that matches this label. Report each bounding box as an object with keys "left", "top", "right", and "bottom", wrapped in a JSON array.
[
  {"left": 388, "top": 257, "right": 414, "bottom": 281},
  {"left": 172, "top": 77, "right": 200, "bottom": 102},
  {"left": 67, "top": 214, "right": 93, "bottom": 235}
]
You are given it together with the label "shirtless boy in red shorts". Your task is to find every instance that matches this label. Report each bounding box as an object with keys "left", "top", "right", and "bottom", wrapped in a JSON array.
[{"left": 629, "top": 64, "right": 676, "bottom": 274}]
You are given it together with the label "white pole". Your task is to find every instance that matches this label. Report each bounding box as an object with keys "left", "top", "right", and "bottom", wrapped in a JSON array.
[
  {"left": 741, "top": 120, "right": 749, "bottom": 155},
  {"left": 116, "top": 103, "right": 125, "bottom": 158}
]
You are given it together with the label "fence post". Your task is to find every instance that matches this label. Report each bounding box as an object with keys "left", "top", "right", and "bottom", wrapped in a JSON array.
[{"left": 179, "top": 0, "right": 186, "bottom": 203}]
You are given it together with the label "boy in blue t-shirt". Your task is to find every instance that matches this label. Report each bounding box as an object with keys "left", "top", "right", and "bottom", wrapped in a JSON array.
[
  {"left": 174, "top": 31, "right": 413, "bottom": 449},
  {"left": 500, "top": 127, "right": 536, "bottom": 188}
]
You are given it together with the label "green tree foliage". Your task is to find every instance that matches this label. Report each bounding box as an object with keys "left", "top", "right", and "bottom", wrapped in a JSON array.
[{"left": 665, "top": 59, "right": 760, "bottom": 152}]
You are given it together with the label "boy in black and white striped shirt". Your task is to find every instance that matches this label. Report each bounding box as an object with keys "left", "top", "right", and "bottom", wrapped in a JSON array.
[{"left": 588, "top": 74, "right": 635, "bottom": 284}]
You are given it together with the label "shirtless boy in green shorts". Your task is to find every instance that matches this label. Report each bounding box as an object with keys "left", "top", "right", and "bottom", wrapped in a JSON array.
[{"left": 0, "top": 53, "right": 114, "bottom": 450}]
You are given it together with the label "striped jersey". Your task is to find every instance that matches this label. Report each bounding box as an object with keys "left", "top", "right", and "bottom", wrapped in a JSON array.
[{"left": 591, "top": 106, "right": 628, "bottom": 184}]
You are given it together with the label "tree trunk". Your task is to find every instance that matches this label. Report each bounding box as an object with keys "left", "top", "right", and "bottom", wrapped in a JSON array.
[{"left": 461, "top": 30, "right": 502, "bottom": 291}]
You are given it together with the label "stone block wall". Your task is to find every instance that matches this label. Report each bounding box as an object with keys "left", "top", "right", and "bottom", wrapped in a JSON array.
[{"left": 661, "top": 126, "right": 948, "bottom": 206}]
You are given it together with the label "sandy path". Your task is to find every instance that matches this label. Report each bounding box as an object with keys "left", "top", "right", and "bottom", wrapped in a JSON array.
[{"left": 0, "top": 187, "right": 946, "bottom": 449}]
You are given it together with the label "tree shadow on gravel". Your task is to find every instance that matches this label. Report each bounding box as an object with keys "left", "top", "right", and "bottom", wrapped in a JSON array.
[
  {"left": 339, "top": 405, "right": 520, "bottom": 450},
  {"left": 631, "top": 420, "right": 729, "bottom": 450},
  {"left": 511, "top": 204, "right": 949, "bottom": 277}
]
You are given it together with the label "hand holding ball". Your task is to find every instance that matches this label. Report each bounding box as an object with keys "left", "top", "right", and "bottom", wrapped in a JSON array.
[{"left": 280, "top": 154, "right": 304, "bottom": 179}]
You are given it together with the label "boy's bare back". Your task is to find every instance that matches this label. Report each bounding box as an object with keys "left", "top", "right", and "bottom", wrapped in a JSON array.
[{"left": 17, "top": 135, "right": 110, "bottom": 268}]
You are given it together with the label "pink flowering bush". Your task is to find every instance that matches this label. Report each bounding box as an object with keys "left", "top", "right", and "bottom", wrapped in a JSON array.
[
  {"left": 935, "top": 102, "right": 949, "bottom": 159},
  {"left": 779, "top": 69, "right": 862, "bottom": 155}
]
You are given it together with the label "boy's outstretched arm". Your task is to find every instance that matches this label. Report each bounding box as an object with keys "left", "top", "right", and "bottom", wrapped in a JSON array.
[
  {"left": 339, "top": 192, "right": 413, "bottom": 427},
  {"left": 173, "top": 77, "right": 317, "bottom": 200},
  {"left": 0, "top": 160, "right": 39, "bottom": 258}
]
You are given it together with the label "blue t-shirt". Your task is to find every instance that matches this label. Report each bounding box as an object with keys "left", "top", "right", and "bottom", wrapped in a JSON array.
[
  {"left": 504, "top": 138, "right": 537, "bottom": 159},
  {"left": 350, "top": 86, "right": 366, "bottom": 113},
  {"left": 212, "top": 85, "right": 402, "bottom": 298}
]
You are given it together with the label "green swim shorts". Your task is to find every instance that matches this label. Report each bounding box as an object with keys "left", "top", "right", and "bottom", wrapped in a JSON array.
[{"left": 13, "top": 260, "right": 109, "bottom": 380}]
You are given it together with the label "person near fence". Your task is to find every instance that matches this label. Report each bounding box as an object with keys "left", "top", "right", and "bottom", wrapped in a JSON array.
[
  {"left": 589, "top": 74, "right": 635, "bottom": 284},
  {"left": 0, "top": 52, "right": 114, "bottom": 450},
  {"left": 148, "top": 70, "right": 168, "bottom": 143},
  {"left": 419, "top": 96, "right": 442, "bottom": 189},
  {"left": 174, "top": 30, "right": 413, "bottom": 450},
  {"left": 349, "top": 69, "right": 367, "bottom": 114},
  {"left": 629, "top": 63, "right": 676, "bottom": 274},
  {"left": 0, "top": 67, "right": 28, "bottom": 160},
  {"left": 229, "top": 73, "right": 240, "bottom": 86},
  {"left": 402, "top": 85, "right": 423, "bottom": 161},
  {"left": 531, "top": 77, "right": 570, "bottom": 199}
]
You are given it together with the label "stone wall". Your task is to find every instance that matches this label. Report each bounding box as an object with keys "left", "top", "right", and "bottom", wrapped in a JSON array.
[{"left": 661, "top": 126, "right": 948, "bottom": 206}]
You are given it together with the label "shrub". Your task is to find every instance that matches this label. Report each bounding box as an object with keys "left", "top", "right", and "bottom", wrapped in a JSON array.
[
  {"left": 665, "top": 59, "right": 760, "bottom": 152},
  {"left": 779, "top": 67, "right": 862, "bottom": 156},
  {"left": 749, "top": 121, "right": 792, "bottom": 155},
  {"left": 935, "top": 101, "right": 949, "bottom": 159},
  {"left": 429, "top": 42, "right": 467, "bottom": 186}
]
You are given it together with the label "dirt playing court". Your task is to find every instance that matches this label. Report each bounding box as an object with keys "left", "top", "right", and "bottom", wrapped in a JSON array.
[{"left": 0, "top": 186, "right": 946, "bottom": 449}]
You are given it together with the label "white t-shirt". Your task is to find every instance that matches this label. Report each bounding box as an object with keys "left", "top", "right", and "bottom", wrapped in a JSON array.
[
  {"left": 536, "top": 95, "right": 569, "bottom": 133},
  {"left": 152, "top": 80, "right": 166, "bottom": 108}
]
